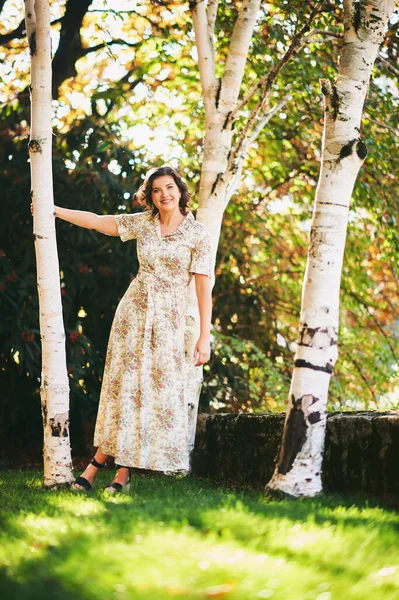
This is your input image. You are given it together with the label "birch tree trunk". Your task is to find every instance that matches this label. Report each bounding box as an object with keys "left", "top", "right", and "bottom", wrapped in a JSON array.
[
  {"left": 266, "top": 0, "right": 396, "bottom": 497},
  {"left": 25, "top": 0, "right": 74, "bottom": 486},
  {"left": 186, "top": 0, "right": 262, "bottom": 458},
  {"left": 186, "top": 0, "right": 320, "bottom": 458}
]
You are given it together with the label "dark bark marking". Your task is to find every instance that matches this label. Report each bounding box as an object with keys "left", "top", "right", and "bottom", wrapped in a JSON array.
[
  {"left": 308, "top": 411, "right": 321, "bottom": 425},
  {"left": 29, "top": 30, "right": 37, "bottom": 56},
  {"left": 50, "top": 419, "right": 61, "bottom": 437},
  {"left": 28, "top": 139, "right": 43, "bottom": 153},
  {"left": 369, "top": 13, "right": 382, "bottom": 23},
  {"left": 338, "top": 138, "right": 357, "bottom": 161},
  {"left": 320, "top": 82, "right": 329, "bottom": 97},
  {"left": 277, "top": 395, "right": 307, "bottom": 474},
  {"left": 210, "top": 172, "right": 222, "bottom": 196},
  {"left": 331, "top": 85, "right": 340, "bottom": 121},
  {"left": 33, "top": 234, "right": 45, "bottom": 240},
  {"left": 338, "top": 138, "right": 367, "bottom": 163},
  {"left": 353, "top": 1, "right": 362, "bottom": 34},
  {"left": 319, "top": 201, "right": 348, "bottom": 208},
  {"left": 215, "top": 78, "right": 222, "bottom": 109},
  {"left": 50, "top": 418, "right": 69, "bottom": 437},
  {"left": 295, "top": 359, "right": 334, "bottom": 373},
  {"left": 42, "top": 403, "right": 47, "bottom": 425},
  {"left": 223, "top": 111, "right": 232, "bottom": 130},
  {"left": 298, "top": 326, "right": 337, "bottom": 348},
  {"left": 356, "top": 139, "right": 367, "bottom": 159}
]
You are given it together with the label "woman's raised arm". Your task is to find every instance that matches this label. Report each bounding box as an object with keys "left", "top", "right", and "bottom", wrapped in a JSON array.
[{"left": 54, "top": 206, "right": 119, "bottom": 236}]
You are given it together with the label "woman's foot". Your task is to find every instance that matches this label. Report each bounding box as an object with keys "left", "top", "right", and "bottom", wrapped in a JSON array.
[
  {"left": 72, "top": 450, "right": 108, "bottom": 492},
  {"left": 104, "top": 465, "right": 131, "bottom": 494}
]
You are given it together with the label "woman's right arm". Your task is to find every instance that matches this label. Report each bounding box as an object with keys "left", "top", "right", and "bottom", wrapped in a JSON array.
[{"left": 54, "top": 206, "right": 118, "bottom": 236}]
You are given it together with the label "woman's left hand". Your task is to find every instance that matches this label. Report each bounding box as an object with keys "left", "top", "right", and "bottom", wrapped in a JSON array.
[{"left": 193, "top": 337, "right": 211, "bottom": 366}]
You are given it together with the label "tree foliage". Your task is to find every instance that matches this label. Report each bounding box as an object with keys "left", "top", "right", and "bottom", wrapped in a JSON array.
[{"left": 0, "top": 0, "right": 398, "bottom": 450}]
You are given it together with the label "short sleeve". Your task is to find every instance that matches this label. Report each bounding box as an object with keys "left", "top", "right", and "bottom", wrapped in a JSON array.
[
  {"left": 190, "top": 225, "right": 213, "bottom": 279},
  {"left": 115, "top": 212, "right": 146, "bottom": 242}
]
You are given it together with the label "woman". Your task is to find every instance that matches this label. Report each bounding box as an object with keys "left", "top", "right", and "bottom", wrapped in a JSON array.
[{"left": 53, "top": 165, "right": 213, "bottom": 492}]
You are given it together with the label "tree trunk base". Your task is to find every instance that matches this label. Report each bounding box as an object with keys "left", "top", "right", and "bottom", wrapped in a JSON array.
[
  {"left": 264, "top": 483, "right": 322, "bottom": 500},
  {"left": 41, "top": 480, "right": 74, "bottom": 491}
]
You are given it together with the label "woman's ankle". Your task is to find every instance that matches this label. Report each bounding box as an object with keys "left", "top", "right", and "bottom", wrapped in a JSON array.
[{"left": 93, "top": 449, "right": 108, "bottom": 464}]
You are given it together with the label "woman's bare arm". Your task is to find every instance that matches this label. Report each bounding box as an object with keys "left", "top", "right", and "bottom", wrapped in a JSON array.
[
  {"left": 193, "top": 274, "right": 212, "bottom": 366},
  {"left": 54, "top": 206, "right": 119, "bottom": 236}
]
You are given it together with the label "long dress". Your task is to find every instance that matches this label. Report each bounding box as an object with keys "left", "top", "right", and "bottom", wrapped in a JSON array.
[{"left": 93, "top": 209, "right": 212, "bottom": 472}]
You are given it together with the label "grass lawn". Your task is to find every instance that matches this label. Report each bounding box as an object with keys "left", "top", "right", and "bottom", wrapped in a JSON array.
[{"left": 0, "top": 470, "right": 398, "bottom": 599}]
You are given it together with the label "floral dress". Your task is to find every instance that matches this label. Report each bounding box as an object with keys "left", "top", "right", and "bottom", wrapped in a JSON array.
[{"left": 93, "top": 210, "right": 213, "bottom": 472}]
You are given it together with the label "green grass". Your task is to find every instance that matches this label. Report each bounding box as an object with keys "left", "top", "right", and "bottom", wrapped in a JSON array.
[{"left": 0, "top": 471, "right": 399, "bottom": 600}]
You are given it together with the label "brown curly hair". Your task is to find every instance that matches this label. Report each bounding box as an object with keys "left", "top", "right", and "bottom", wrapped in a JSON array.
[{"left": 135, "top": 165, "right": 191, "bottom": 216}]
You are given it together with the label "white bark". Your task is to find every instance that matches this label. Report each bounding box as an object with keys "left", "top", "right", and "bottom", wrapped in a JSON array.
[
  {"left": 186, "top": 0, "right": 262, "bottom": 456},
  {"left": 25, "top": 0, "right": 73, "bottom": 486},
  {"left": 266, "top": 0, "right": 396, "bottom": 497}
]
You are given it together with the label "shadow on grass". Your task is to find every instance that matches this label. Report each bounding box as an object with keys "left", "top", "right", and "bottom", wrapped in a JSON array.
[{"left": 0, "top": 470, "right": 398, "bottom": 600}]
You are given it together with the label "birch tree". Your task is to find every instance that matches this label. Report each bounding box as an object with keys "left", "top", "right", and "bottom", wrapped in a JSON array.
[
  {"left": 266, "top": 0, "right": 397, "bottom": 498},
  {"left": 25, "top": 0, "right": 74, "bottom": 486},
  {"left": 185, "top": 0, "right": 325, "bottom": 454}
]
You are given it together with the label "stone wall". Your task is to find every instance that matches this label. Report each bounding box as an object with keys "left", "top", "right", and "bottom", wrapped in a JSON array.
[{"left": 191, "top": 412, "right": 399, "bottom": 495}]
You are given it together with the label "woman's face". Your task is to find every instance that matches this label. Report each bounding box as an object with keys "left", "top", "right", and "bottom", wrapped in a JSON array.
[{"left": 151, "top": 175, "right": 180, "bottom": 213}]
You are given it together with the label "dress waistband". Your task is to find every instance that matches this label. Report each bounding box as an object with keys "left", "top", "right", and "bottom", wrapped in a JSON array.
[{"left": 136, "top": 270, "right": 187, "bottom": 292}]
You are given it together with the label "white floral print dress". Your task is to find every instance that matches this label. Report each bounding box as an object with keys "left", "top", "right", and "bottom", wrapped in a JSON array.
[{"left": 93, "top": 210, "right": 212, "bottom": 472}]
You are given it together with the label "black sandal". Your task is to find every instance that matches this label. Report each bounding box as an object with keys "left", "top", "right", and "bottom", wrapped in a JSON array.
[
  {"left": 104, "top": 464, "right": 131, "bottom": 493},
  {"left": 72, "top": 457, "right": 107, "bottom": 492}
]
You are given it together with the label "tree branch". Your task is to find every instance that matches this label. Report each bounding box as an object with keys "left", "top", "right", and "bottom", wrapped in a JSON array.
[
  {"left": 207, "top": 0, "right": 219, "bottom": 35},
  {"left": 219, "top": 0, "right": 262, "bottom": 111},
  {"left": 376, "top": 53, "right": 399, "bottom": 78},
  {"left": 225, "top": 95, "right": 291, "bottom": 204},
  {"left": 190, "top": 0, "right": 217, "bottom": 114},
  {"left": 87, "top": 8, "right": 164, "bottom": 33},
  {"left": 366, "top": 115, "right": 399, "bottom": 137},
  {"left": 230, "top": 1, "right": 322, "bottom": 121},
  {"left": 81, "top": 38, "right": 140, "bottom": 56},
  {"left": 0, "top": 17, "right": 62, "bottom": 46},
  {"left": 91, "top": 72, "right": 143, "bottom": 117},
  {"left": 51, "top": 0, "right": 94, "bottom": 97}
]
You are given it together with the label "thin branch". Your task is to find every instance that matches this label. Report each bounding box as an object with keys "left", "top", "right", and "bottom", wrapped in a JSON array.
[
  {"left": 305, "top": 28, "right": 342, "bottom": 39},
  {"left": 87, "top": 9, "right": 149, "bottom": 14},
  {"left": 87, "top": 8, "right": 164, "bottom": 32},
  {"left": 247, "top": 95, "right": 291, "bottom": 147},
  {"left": 0, "top": 17, "right": 62, "bottom": 46},
  {"left": 345, "top": 306, "right": 398, "bottom": 362},
  {"left": 366, "top": 116, "right": 399, "bottom": 137},
  {"left": 376, "top": 53, "right": 399, "bottom": 78},
  {"left": 230, "top": 2, "right": 322, "bottom": 120},
  {"left": 81, "top": 38, "right": 140, "bottom": 56},
  {"left": 225, "top": 95, "right": 291, "bottom": 204},
  {"left": 340, "top": 348, "right": 376, "bottom": 404}
]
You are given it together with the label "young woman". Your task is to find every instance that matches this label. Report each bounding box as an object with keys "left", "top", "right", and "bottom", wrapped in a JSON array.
[{"left": 53, "top": 165, "right": 213, "bottom": 493}]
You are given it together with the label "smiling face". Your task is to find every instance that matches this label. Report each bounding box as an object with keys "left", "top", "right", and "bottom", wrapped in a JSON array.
[{"left": 151, "top": 175, "right": 181, "bottom": 214}]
